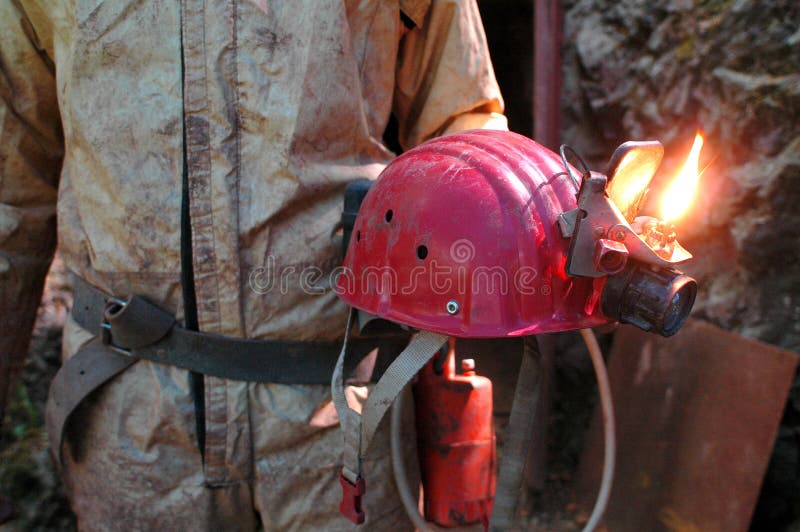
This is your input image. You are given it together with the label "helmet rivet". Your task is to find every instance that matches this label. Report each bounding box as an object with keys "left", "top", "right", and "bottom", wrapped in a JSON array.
[{"left": 446, "top": 300, "right": 460, "bottom": 315}]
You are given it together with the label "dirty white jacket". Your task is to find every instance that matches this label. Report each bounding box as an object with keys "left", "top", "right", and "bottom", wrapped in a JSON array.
[{"left": 0, "top": 0, "right": 505, "bottom": 528}]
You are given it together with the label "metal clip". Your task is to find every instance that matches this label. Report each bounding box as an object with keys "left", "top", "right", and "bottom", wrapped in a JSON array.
[
  {"left": 565, "top": 172, "right": 692, "bottom": 277},
  {"left": 100, "top": 297, "right": 133, "bottom": 355}
]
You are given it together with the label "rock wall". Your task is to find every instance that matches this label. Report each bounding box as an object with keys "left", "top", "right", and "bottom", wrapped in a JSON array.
[{"left": 560, "top": 1, "right": 800, "bottom": 528}]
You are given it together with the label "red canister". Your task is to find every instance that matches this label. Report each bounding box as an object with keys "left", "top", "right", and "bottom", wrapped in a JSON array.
[{"left": 413, "top": 339, "right": 496, "bottom": 527}]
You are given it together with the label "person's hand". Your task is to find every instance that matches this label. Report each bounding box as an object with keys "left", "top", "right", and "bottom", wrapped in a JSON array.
[{"left": 0, "top": 494, "right": 17, "bottom": 525}]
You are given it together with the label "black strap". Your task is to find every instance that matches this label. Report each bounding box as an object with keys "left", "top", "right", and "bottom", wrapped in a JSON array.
[
  {"left": 46, "top": 337, "right": 136, "bottom": 467},
  {"left": 71, "top": 276, "right": 409, "bottom": 384}
]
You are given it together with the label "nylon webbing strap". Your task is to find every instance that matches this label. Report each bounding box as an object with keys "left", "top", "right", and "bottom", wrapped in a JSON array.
[
  {"left": 332, "top": 309, "right": 447, "bottom": 484},
  {"left": 489, "top": 336, "right": 543, "bottom": 531},
  {"left": 333, "top": 310, "right": 360, "bottom": 482},
  {"left": 359, "top": 331, "right": 448, "bottom": 453}
]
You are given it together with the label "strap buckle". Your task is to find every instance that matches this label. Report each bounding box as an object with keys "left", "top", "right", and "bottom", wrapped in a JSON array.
[
  {"left": 338, "top": 472, "right": 366, "bottom": 525},
  {"left": 100, "top": 297, "right": 133, "bottom": 355}
]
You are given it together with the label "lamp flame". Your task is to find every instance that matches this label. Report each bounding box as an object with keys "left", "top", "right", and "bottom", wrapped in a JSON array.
[{"left": 660, "top": 132, "right": 704, "bottom": 222}]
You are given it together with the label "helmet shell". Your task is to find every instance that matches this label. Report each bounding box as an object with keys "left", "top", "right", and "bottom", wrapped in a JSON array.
[{"left": 336, "top": 130, "right": 611, "bottom": 337}]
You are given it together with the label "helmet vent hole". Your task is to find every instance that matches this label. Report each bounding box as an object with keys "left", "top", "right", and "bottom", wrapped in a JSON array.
[
  {"left": 385, "top": 210, "right": 393, "bottom": 222},
  {"left": 356, "top": 231, "right": 361, "bottom": 242},
  {"left": 416, "top": 245, "right": 428, "bottom": 260}
]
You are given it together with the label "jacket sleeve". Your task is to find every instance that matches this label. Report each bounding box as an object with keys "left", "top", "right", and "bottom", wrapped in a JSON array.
[
  {"left": 0, "top": 2, "right": 63, "bottom": 425},
  {"left": 394, "top": 0, "right": 507, "bottom": 151}
]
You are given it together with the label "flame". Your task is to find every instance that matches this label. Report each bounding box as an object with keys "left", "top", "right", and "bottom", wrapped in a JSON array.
[{"left": 660, "top": 132, "right": 704, "bottom": 222}]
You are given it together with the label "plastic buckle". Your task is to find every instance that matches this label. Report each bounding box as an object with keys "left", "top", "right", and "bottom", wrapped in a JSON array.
[{"left": 338, "top": 472, "right": 366, "bottom": 525}]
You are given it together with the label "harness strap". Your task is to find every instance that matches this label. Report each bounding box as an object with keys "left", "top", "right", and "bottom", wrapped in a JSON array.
[
  {"left": 332, "top": 309, "right": 447, "bottom": 524},
  {"left": 46, "top": 278, "right": 409, "bottom": 468},
  {"left": 489, "top": 336, "right": 543, "bottom": 530},
  {"left": 46, "top": 337, "right": 135, "bottom": 467},
  {"left": 70, "top": 276, "right": 409, "bottom": 383}
]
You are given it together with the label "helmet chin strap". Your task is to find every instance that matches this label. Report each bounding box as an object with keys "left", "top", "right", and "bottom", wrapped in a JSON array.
[
  {"left": 332, "top": 308, "right": 448, "bottom": 524},
  {"left": 333, "top": 312, "right": 616, "bottom": 530}
]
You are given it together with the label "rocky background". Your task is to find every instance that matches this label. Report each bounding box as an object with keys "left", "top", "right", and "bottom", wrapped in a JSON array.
[
  {"left": 561, "top": 0, "right": 800, "bottom": 358},
  {"left": 559, "top": 1, "right": 800, "bottom": 529},
  {"left": 484, "top": 0, "right": 800, "bottom": 529},
  {"left": 1, "top": 1, "right": 798, "bottom": 530}
]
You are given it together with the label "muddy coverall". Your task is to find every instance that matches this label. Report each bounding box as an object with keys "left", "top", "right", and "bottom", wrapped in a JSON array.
[{"left": 0, "top": 0, "right": 506, "bottom": 529}]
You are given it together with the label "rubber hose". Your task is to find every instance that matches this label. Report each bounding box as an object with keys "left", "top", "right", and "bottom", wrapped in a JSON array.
[
  {"left": 580, "top": 328, "right": 616, "bottom": 532},
  {"left": 391, "top": 388, "right": 439, "bottom": 532}
]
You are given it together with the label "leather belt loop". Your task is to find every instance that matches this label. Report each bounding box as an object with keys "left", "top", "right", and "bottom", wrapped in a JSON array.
[{"left": 102, "top": 295, "right": 177, "bottom": 350}]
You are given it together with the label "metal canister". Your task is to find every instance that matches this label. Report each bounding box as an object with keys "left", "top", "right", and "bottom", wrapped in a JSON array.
[{"left": 413, "top": 339, "right": 496, "bottom": 527}]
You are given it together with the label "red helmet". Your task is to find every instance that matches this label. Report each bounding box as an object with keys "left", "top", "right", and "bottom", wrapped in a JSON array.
[{"left": 336, "top": 130, "right": 612, "bottom": 337}]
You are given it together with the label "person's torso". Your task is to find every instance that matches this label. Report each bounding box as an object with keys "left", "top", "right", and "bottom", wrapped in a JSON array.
[{"left": 28, "top": 0, "right": 427, "bottom": 340}]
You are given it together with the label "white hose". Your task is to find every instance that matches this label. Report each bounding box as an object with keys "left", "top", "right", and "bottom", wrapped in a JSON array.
[
  {"left": 580, "top": 328, "right": 616, "bottom": 532},
  {"left": 391, "top": 388, "right": 439, "bottom": 532}
]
